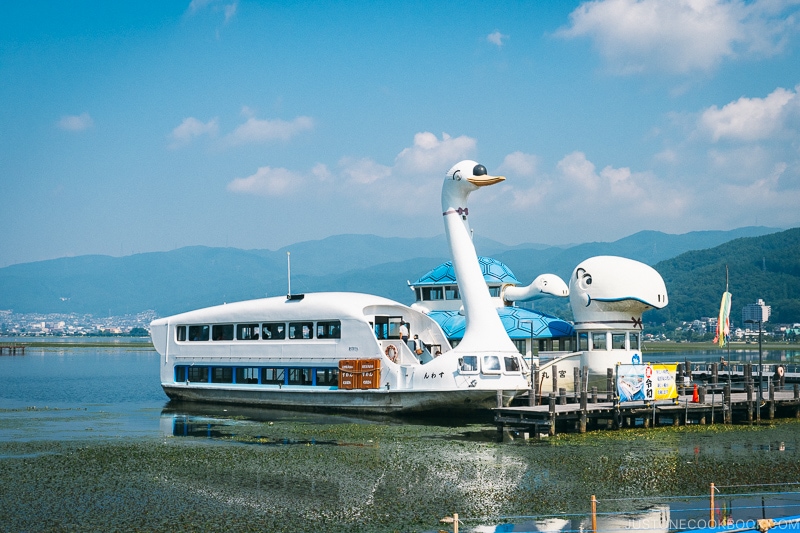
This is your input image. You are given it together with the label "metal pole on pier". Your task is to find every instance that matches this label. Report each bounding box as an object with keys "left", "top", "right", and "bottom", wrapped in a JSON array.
[{"left": 710, "top": 483, "right": 716, "bottom": 527}]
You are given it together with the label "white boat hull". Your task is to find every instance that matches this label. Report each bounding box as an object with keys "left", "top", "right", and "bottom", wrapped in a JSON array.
[{"left": 162, "top": 383, "right": 514, "bottom": 414}]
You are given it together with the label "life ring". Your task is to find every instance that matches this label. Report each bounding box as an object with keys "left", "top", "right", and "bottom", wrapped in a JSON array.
[
  {"left": 385, "top": 344, "right": 398, "bottom": 363},
  {"left": 777, "top": 365, "right": 785, "bottom": 377}
]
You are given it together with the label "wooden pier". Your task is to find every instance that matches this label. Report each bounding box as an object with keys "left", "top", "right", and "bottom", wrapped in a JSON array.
[
  {"left": 495, "top": 383, "right": 800, "bottom": 438},
  {"left": 0, "top": 343, "right": 26, "bottom": 355}
]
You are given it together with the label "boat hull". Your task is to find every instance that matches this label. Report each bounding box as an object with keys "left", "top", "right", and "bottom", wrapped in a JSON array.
[{"left": 161, "top": 383, "right": 515, "bottom": 414}]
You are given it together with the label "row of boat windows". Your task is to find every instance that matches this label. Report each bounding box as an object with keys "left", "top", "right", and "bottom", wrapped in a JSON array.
[
  {"left": 174, "top": 365, "right": 339, "bottom": 386},
  {"left": 414, "top": 285, "right": 502, "bottom": 301},
  {"left": 175, "top": 320, "right": 342, "bottom": 342},
  {"left": 458, "top": 354, "right": 521, "bottom": 374},
  {"left": 578, "top": 332, "right": 640, "bottom": 351}
]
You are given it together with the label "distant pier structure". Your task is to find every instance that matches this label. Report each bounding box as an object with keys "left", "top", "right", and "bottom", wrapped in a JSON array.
[{"left": 0, "top": 343, "right": 26, "bottom": 355}]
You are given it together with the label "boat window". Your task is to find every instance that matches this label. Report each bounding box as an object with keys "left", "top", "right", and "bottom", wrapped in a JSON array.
[
  {"left": 591, "top": 332, "right": 607, "bottom": 350},
  {"left": 488, "top": 286, "right": 501, "bottom": 297},
  {"left": 422, "top": 287, "right": 443, "bottom": 300},
  {"left": 387, "top": 316, "right": 404, "bottom": 339},
  {"left": 504, "top": 356, "right": 521, "bottom": 373},
  {"left": 262, "top": 368, "right": 285, "bottom": 385},
  {"left": 611, "top": 333, "right": 626, "bottom": 350},
  {"left": 237, "top": 324, "right": 260, "bottom": 340},
  {"left": 629, "top": 332, "right": 640, "bottom": 351},
  {"left": 578, "top": 332, "right": 588, "bottom": 351},
  {"left": 212, "top": 324, "right": 234, "bottom": 341},
  {"left": 459, "top": 355, "right": 478, "bottom": 372},
  {"left": 176, "top": 326, "right": 186, "bottom": 342},
  {"left": 188, "top": 325, "right": 209, "bottom": 342},
  {"left": 288, "top": 368, "right": 312, "bottom": 385},
  {"left": 175, "top": 366, "right": 186, "bottom": 381},
  {"left": 445, "top": 285, "right": 460, "bottom": 300},
  {"left": 236, "top": 367, "right": 259, "bottom": 384},
  {"left": 316, "top": 320, "right": 341, "bottom": 339},
  {"left": 211, "top": 367, "right": 233, "bottom": 383},
  {"left": 187, "top": 366, "right": 208, "bottom": 382},
  {"left": 316, "top": 368, "right": 339, "bottom": 386},
  {"left": 262, "top": 323, "right": 285, "bottom": 340},
  {"left": 482, "top": 355, "right": 502, "bottom": 374},
  {"left": 289, "top": 322, "right": 313, "bottom": 339}
]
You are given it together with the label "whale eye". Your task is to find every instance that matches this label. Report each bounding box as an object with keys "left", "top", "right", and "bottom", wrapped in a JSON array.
[
  {"left": 578, "top": 270, "right": 592, "bottom": 290},
  {"left": 473, "top": 164, "right": 487, "bottom": 176}
]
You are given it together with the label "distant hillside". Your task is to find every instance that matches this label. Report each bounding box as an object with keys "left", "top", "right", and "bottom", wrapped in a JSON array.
[
  {"left": 0, "top": 226, "right": 784, "bottom": 318},
  {"left": 646, "top": 227, "right": 800, "bottom": 325}
]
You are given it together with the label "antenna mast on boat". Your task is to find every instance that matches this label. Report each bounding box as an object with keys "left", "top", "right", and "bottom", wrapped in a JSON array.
[{"left": 287, "top": 251, "right": 291, "bottom": 298}]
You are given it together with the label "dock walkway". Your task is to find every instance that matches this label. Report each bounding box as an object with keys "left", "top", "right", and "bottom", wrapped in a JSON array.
[
  {"left": 495, "top": 385, "right": 800, "bottom": 437},
  {"left": 0, "top": 343, "right": 26, "bottom": 355}
]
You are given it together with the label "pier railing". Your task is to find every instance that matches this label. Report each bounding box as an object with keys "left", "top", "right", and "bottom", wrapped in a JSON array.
[{"left": 436, "top": 482, "right": 800, "bottom": 533}]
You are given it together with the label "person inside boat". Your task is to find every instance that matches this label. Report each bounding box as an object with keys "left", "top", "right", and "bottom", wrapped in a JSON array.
[
  {"left": 412, "top": 335, "right": 423, "bottom": 360},
  {"left": 399, "top": 321, "right": 409, "bottom": 345}
]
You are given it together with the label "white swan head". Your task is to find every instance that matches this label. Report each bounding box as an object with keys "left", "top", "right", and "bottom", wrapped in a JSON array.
[
  {"left": 442, "top": 160, "right": 505, "bottom": 212},
  {"left": 569, "top": 255, "right": 668, "bottom": 325}
]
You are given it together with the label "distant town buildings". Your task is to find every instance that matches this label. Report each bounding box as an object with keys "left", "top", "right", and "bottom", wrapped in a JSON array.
[
  {"left": 742, "top": 299, "right": 771, "bottom": 328},
  {"left": 0, "top": 309, "right": 156, "bottom": 337}
]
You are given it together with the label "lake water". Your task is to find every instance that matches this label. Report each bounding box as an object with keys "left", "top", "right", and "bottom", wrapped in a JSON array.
[{"left": 2, "top": 341, "right": 800, "bottom": 532}]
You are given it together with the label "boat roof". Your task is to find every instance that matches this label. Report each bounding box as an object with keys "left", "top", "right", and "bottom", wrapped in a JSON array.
[
  {"left": 412, "top": 256, "right": 520, "bottom": 287},
  {"left": 429, "top": 307, "right": 574, "bottom": 340},
  {"left": 151, "top": 292, "right": 415, "bottom": 325}
]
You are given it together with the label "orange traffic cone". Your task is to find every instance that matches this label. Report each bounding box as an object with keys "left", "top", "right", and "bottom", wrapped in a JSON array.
[{"left": 691, "top": 383, "right": 699, "bottom": 403}]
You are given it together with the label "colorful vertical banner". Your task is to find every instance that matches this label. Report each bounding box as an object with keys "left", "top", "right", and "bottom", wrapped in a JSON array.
[
  {"left": 713, "top": 291, "right": 732, "bottom": 347},
  {"left": 617, "top": 364, "right": 678, "bottom": 402}
]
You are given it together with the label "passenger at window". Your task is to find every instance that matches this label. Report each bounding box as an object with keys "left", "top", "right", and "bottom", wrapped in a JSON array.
[{"left": 399, "top": 321, "right": 409, "bottom": 344}]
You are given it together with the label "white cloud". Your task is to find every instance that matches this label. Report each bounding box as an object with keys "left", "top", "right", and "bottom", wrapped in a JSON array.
[
  {"left": 487, "top": 31, "right": 509, "bottom": 47},
  {"left": 699, "top": 85, "right": 799, "bottom": 142},
  {"left": 393, "top": 132, "right": 477, "bottom": 175},
  {"left": 169, "top": 117, "right": 218, "bottom": 149},
  {"left": 338, "top": 157, "right": 392, "bottom": 185},
  {"left": 227, "top": 166, "right": 302, "bottom": 196},
  {"left": 498, "top": 151, "right": 539, "bottom": 177},
  {"left": 226, "top": 116, "right": 314, "bottom": 145},
  {"left": 224, "top": 1, "right": 238, "bottom": 22},
  {"left": 557, "top": 0, "right": 800, "bottom": 74},
  {"left": 57, "top": 113, "right": 93, "bottom": 132}
]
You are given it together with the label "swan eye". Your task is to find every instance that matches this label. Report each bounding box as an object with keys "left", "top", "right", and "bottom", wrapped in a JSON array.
[
  {"left": 473, "top": 164, "right": 487, "bottom": 176},
  {"left": 453, "top": 170, "right": 461, "bottom": 181}
]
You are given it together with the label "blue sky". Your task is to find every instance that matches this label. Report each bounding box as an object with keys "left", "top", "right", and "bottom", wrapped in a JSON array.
[{"left": 2, "top": 0, "right": 800, "bottom": 267}]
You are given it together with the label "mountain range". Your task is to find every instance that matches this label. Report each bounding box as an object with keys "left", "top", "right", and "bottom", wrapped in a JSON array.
[{"left": 1, "top": 226, "right": 794, "bottom": 324}]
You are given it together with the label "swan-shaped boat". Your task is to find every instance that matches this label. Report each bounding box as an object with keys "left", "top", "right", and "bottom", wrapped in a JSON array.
[{"left": 149, "top": 160, "right": 531, "bottom": 413}]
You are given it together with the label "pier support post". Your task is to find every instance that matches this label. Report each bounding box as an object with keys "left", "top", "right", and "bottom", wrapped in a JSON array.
[
  {"left": 723, "top": 383, "right": 732, "bottom": 424},
  {"left": 712, "top": 363, "right": 718, "bottom": 386},
  {"left": 579, "top": 389, "right": 588, "bottom": 433},
  {"left": 559, "top": 388, "right": 567, "bottom": 405},
  {"left": 548, "top": 392, "right": 556, "bottom": 436},
  {"left": 747, "top": 384, "right": 754, "bottom": 424},
  {"left": 795, "top": 383, "right": 800, "bottom": 418},
  {"left": 574, "top": 367, "right": 580, "bottom": 398},
  {"left": 591, "top": 386, "right": 597, "bottom": 404},
  {"left": 606, "top": 368, "right": 614, "bottom": 402},
  {"left": 769, "top": 382, "right": 775, "bottom": 420},
  {"left": 533, "top": 368, "right": 540, "bottom": 406},
  {"left": 552, "top": 366, "right": 558, "bottom": 397}
]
